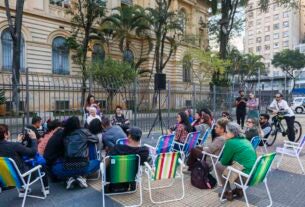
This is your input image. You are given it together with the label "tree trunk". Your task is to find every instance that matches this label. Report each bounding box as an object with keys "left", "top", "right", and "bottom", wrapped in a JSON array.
[
  {"left": 219, "top": 0, "right": 230, "bottom": 59},
  {"left": 80, "top": 31, "right": 90, "bottom": 107}
]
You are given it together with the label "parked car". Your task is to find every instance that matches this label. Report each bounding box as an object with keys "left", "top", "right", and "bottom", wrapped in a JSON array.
[{"left": 291, "top": 97, "right": 305, "bottom": 114}]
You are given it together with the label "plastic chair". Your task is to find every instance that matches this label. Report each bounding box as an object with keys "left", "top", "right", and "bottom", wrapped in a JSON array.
[
  {"left": 220, "top": 152, "right": 276, "bottom": 207},
  {"left": 276, "top": 135, "right": 305, "bottom": 174},
  {"left": 144, "top": 152, "right": 184, "bottom": 204},
  {"left": 0, "top": 157, "right": 47, "bottom": 207},
  {"left": 100, "top": 154, "right": 142, "bottom": 207}
]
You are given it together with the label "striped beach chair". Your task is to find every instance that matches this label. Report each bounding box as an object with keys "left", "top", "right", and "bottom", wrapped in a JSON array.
[
  {"left": 276, "top": 135, "right": 305, "bottom": 174},
  {"left": 0, "top": 157, "right": 47, "bottom": 207},
  {"left": 100, "top": 154, "right": 142, "bottom": 207},
  {"left": 220, "top": 152, "right": 276, "bottom": 207},
  {"left": 144, "top": 152, "right": 184, "bottom": 204},
  {"left": 144, "top": 134, "right": 175, "bottom": 156},
  {"left": 173, "top": 131, "right": 201, "bottom": 160}
]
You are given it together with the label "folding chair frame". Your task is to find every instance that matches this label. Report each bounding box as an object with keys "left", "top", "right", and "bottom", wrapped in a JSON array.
[
  {"left": 100, "top": 155, "right": 142, "bottom": 207},
  {"left": 144, "top": 158, "right": 185, "bottom": 204},
  {"left": 219, "top": 154, "right": 276, "bottom": 207},
  {"left": 1, "top": 158, "right": 47, "bottom": 207},
  {"left": 173, "top": 132, "right": 201, "bottom": 161}
]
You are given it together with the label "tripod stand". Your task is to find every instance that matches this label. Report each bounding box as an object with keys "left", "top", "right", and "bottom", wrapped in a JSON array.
[{"left": 146, "top": 89, "right": 166, "bottom": 139}]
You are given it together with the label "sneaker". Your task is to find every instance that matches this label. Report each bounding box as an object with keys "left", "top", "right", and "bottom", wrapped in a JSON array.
[
  {"left": 76, "top": 176, "right": 88, "bottom": 188},
  {"left": 232, "top": 188, "right": 243, "bottom": 198},
  {"left": 66, "top": 177, "right": 76, "bottom": 190},
  {"left": 18, "top": 187, "right": 32, "bottom": 197},
  {"left": 42, "top": 186, "right": 50, "bottom": 195},
  {"left": 218, "top": 190, "right": 234, "bottom": 201}
]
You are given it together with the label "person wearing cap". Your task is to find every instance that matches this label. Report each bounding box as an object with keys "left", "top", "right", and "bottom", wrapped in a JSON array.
[
  {"left": 108, "top": 127, "right": 149, "bottom": 165},
  {"left": 235, "top": 90, "right": 248, "bottom": 129}
]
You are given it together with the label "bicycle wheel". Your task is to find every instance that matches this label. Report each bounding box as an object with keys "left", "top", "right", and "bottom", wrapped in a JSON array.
[
  {"left": 294, "top": 121, "right": 302, "bottom": 142},
  {"left": 266, "top": 123, "right": 278, "bottom": 146}
]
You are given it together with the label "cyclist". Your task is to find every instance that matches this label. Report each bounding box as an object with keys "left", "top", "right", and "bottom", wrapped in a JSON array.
[{"left": 269, "top": 93, "right": 295, "bottom": 142}]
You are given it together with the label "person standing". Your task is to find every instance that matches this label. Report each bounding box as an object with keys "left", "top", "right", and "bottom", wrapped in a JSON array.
[
  {"left": 247, "top": 92, "right": 259, "bottom": 119},
  {"left": 269, "top": 93, "right": 295, "bottom": 142},
  {"left": 235, "top": 90, "right": 248, "bottom": 129}
]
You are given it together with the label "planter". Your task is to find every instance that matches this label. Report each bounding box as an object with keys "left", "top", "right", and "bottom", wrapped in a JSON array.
[{"left": 0, "top": 104, "right": 6, "bottom": 116}]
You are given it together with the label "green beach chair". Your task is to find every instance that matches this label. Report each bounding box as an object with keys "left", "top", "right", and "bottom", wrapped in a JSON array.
[
  {"left": 220, "top": 152, "right": 276, "bottom": 207},
  {"left": 100, "top": 154, "right": 142, "bottom": 207}
]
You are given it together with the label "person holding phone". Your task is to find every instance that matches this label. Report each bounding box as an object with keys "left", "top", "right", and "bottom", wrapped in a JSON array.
[{"left": 235, "top": 90, "right": 248, "bottom": 129}]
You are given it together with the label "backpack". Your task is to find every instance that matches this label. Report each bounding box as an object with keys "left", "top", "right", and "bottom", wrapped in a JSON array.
[{"left": 191, "top": 160, "right": 217, "bottom": 189}]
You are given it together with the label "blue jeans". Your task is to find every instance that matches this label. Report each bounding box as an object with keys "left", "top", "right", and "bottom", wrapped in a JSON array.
[{"left": 52, "top": 160, "right": 100, "bottom": 178}]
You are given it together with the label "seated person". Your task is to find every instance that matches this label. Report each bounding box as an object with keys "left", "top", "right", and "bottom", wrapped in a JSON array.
[
  {"left": 216, "top": 122, "right": 257, "bottom": 201},
  {"left": 186, "top": 118, "right": 228, "bottom": 172},
  {"left": 244, "top": 118, "right": 262, "bottom": 141},
  {"left": 111, "top": 105, "right": 130, "bottom": 134},
  {"left": 38, "top": 119, "right": 61, "bottom": 155},
  {"left": 51, "top": 116, "right": 99, "bottom": 189},
  {"left": 88, "top": 118, "right": 103, "bottom": 151},
  {"left": 169, "top": 112, "right": 193, "bottom": 147},
  {"left": 222, "top": 111, "right": 233, "bottom": 121},
  {"left": 102, "top": 117, "right": 126, "bottom": 151},
  {"left": 259, "top": 113, "right": 271, "bottom": 138},
  {"left": 0, "top": 124, "right": 49, "bottom": 193},
  {"left": 86, "top": 107, "right": 101, "bottom": 126},
  {"left": 106, "top": 127, "right": 149, "bottom": 193},
  {"left": 185, "top": 108, "right": 193, "bottom": 124},
  {"left": 191, "top": 112, "right": 202, "bottom": 127},
  {"left": 26, "top": 116, "right": 43, "bottom": 141}
]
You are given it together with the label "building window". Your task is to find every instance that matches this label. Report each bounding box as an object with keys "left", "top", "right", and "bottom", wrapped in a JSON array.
[
  {"left": 283, "top": 11, "right": 289, "bottom": 18},
  {"left": 249, "top": 47, "right": 254, "bottom": 53},
  {"left": 248, "top": 21, "right": 253, "bottom": 27},
  {"left": 273, "top": 4, "right": 278, "bottom": 10},
  {"left": 1, "top": 28, "right": 25, "bottom": 71},
  {"left": 273, "top": 23, "right": 280, "bottom": 30},
  {"left": 248, "top": 3, "right": 253, "bottom": 9},
  {"left": 52, "top": 37, "right": 69, "bottom": 75},
  {"left": 256, "top": 29, "right": 262, "bottom": 34},
  {"left": 264, "top": 26, "right": 270, "bottom": 32},
  {"left": 49, "top": 0, "right": 70, "bottom": 8},
  {"left": 248, "top": 12, "right": 254, "bottom": 18},
  {"left": 248, "top": 30, "right": 254, "bottom": 36},
  {"left": 283, "top": 31, "right": 289, "bottom": 38},
  {"left": 273, "top": 14, "right": 279, "bottom": 20},
  {"left": 123, "top": 48, "right": 134, "bottom": 64},
  {"left": 283, "top": 40, "right": 289, "bottom": 47},
  {"left": 178, "top": 10, "right": 187, "bottom": 34},
  {"left": 265, "top": 35, "right": 270, "bottom": 41},
  {"left": 92, "top": 44, "right": 105, "bottom": 63},
  {"left": 273, "top": 33, "right": 279, "bottom": 39},
  {"left": 274, "top": 42, "right": 279, "bottom": 48},
  {"left": 182, "top": 56, "right": 192, "bottom": 82},
  {"left": 283, "top": 21, "right": 289, "bottom": 28},
  {"left": 249, "top": 39, "right": 254, "bottom": 44},
  {"left": 256, "top": 37, "right": 262, "bottom": 43},
  {"left": 256, "top": 46, "right": 261, "bottom": 52},
  {"left": 256, "top": 20, "right": 261, "bottom": 25},
  {"left": 264, "top": 45, "right": 270, "bottom": 50}
]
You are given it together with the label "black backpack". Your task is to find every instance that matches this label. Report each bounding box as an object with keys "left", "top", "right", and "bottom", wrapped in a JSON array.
[{"left": 191, "top": 160, "right": 217, "bottom": 189}]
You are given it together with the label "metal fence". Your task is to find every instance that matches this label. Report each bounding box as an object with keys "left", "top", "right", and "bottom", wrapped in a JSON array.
[{"left": 0, "top": 70, "right": 282, "bottom": 137}]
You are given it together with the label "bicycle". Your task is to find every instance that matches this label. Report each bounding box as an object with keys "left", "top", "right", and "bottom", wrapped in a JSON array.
[{"left": 265, "top": 112, "right": 302, "bottom": 146}]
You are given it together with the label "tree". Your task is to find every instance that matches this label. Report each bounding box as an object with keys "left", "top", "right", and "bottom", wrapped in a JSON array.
[
  {"left": 4, "top": 0, "right": 25, "bottom": 114},
  {"left": 147, "top": 0, "right": 183, "bottom": 74},
  {"left": 272, "top": 49, "right": 305, "bottom": 91},
  {"left": 89, "top": 58, "right": 137, "bottom": 110},
  {"left": 66, "top": 0, "right": 106, "bottom": 106},
  {"left": 101, "top": 5, "right": 153, "bottom": 73},
  {"left": 227, "top": 49, "right": 265, "bottom": 90}
]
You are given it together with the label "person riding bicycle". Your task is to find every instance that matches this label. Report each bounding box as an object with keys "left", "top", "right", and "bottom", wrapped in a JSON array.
[{"left": 269, "top": 93, "right": 295, "bottom": 142}]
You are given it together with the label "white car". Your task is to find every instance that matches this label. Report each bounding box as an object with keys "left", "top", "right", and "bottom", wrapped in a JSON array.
[{"left": 291, "top": 97, "right": 305, "bottom": 114}]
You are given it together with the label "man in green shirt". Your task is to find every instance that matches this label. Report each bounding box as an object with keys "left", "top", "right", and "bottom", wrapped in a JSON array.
[{"left": 216, "top": 122, "right": 257, "bottom": 201}]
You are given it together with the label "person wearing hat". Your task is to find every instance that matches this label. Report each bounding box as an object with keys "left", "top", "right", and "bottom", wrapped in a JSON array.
[
  {"left": 108, "top": 127, "right": 149, "bottom": 165},
  {"left": 235, "top": 90, "right": 248, "bottom": 129}
]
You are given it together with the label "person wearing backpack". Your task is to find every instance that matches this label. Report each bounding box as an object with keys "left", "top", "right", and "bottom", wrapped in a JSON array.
[{"left": 51, "top": 116, "right": 99, "bottom": 189}]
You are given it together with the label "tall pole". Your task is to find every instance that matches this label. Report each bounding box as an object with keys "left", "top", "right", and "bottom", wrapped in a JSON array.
[{"left": 258, "top": 67, "right": 261, "bottom": 112}]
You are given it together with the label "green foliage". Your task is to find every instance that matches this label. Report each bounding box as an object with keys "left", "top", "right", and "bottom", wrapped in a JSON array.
[
  {"left": 272, "top": 49, "right": 305, "bottom": 78},
  {"left": 184, "top": 48, "right": 231, "bottom": 84},
  {"left": 89, "top": 58, "right": 137, "bottom": 93},
  {"left": 0, "top": 89, "right": 6, "bottom": 105}
]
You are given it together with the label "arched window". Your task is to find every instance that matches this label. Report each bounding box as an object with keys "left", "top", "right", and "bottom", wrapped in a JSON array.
[
  {"left": 52, "top": 37, "right": 69, "bottom": 75},
  {"left": 182, "top": 55, "right": 192, "bottom": 82},
  {"left": 92, "top": 44, "right": 105, "bottom": 63},
  {"left": 1, "top": 28, "right": 25, "bottom": 71},
  {"left": 123, "top": 48, "right": 134, "bottom": 64}
]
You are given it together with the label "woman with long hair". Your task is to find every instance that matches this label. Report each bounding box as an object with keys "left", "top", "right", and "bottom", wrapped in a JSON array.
[
  {"left": 191, "top": 112, "right": 202, "bottom": 127},
  {"left": 171, "top": 111, "right": 193, "bottom": 144},
  {"left": 84, "top": 94, "right": 101, "bottom": 115}
]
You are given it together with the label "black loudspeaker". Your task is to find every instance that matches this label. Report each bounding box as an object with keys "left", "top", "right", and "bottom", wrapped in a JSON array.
[{"left": 154, "top": 73, "right": 166, "bottom": 90}]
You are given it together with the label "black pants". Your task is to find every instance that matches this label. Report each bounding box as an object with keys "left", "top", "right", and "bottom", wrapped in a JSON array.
[
  {"left": 284, "top": 116, "right": 295, "bottom": 142},
  {"left": 236, "top": 110, "right": 246, "bottom": 129}
]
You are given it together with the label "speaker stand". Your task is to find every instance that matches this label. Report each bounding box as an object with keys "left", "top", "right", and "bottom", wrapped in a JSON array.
[{"left": 146, "top": 89, "right": 165, "bottom": 139}]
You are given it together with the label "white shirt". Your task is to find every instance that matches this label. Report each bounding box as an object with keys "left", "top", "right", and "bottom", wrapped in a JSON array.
[
  {"left": 269, "top": 99, "right": 294, "bottom": 117},
  {"left": 86, "top": 115, "right": 102, "bottom": 125}
]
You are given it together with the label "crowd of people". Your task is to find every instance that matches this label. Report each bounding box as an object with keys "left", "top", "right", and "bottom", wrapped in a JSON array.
[{"left": 0, "top": 91, "right": 297, "bottom": 204}]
